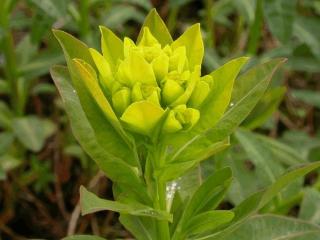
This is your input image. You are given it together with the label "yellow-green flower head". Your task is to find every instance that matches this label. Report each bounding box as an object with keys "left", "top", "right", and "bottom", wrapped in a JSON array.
[{"left": 69, "top": 10, "right": 215, "bottom": 137}]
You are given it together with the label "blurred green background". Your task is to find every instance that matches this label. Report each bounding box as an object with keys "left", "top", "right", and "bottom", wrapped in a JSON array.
[{"left": 0, "top": 0, "right": 319, "bottom": 239}]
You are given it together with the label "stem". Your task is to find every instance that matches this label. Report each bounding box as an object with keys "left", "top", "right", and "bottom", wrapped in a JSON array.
[
  {"left": 204, "top": 0, "right": 215, "bottom": 48},
  {"left": 155, "top": 180, "right": 170, "bottom": 240},
  {"left": 247, "top": 0, "right": 264, "bottom": 55},
  {"left": 148, "top": 147, "right": 170, "bottom": 239},
  {"left": 0, "top": 0, "right": 20, "bottom": 115},
  {"left": 167, "top": 7, "right": 179, "bottom": 33}
]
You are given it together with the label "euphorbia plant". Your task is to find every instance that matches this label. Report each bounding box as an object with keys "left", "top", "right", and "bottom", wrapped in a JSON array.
[{"left": 51, "top": 9, "right": 320, "bottom": 240}]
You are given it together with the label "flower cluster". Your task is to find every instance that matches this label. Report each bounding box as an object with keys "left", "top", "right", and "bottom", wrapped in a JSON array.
[{"left": 89, "top": 22, "right": 212, "bottom": 136}]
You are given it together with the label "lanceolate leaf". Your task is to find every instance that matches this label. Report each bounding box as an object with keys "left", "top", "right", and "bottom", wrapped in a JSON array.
[
  {"left": 137, "top": 8, "right": 173, "bottom": 46},
  {"left": 200, "top": 214, "right": 320, "bottom": 240},
  {"left": 162, "top": 58, "right": 285, "bottom": 177},
  {"left": 207, "top": 161, "right": 320, "bottom": 240},
  {"left": 53, "top": 30, "right": 139, "bottom": 168},
  {"left": 63, "top": 235, "right": 106, "bottom": 240},
  {"left": 80, "top": 186, "right": 172, "bottom": 221},
  {"left": 172, "top": 168, "right": 232, "bottom": 239},
  {"left": 50, "top": 66, "right": 149, "bottom": 203}
]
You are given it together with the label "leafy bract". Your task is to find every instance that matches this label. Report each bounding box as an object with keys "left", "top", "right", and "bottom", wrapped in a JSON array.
[
  {"left": 171, "top": 24, "right": 203, "bottom": 70},
  {"left": 80, "top": 186, "right": 172, "bottom": 221},
  {"left": 50, "top": 66, "right": 149, "bottom": 202},
  {"left": 137, "top": 8, "right": 173, "bottom": 46}
]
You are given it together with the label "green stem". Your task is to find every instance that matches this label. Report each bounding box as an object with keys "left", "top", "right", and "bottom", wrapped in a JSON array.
[
  {"left": 247, "top": 0, "right": 264, "bottom": 55},
  {"left": 0, "top": 1, "right": 21, "bottom": 115},
  {"left": 156, "top": 180, "right": 170, "bottom": 239},
  {"left": 204, "top": 0, "right": 215, "bottom": 48},
  {"left": 167, "top": 7, "right": 179, "bottom": 33}
]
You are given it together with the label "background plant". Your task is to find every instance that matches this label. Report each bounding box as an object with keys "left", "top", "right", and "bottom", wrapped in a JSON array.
[{"left": 0, "top": 0, "right": 319, "bottom": 239}]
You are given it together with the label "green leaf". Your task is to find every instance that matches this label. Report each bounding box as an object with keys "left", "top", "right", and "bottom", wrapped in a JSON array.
[
  {"left": 99, "top": 26, "right": 124, "bottom": 69},
  {"left": 12, "top": 116, "right": 56, "bottom": 152},
  {"left": 0, "top": 101, "right": 13, "bottom": 130},
  {"left": 137, "top": 9, "right": 173, "bottom": 46},
  {"left": 171, "top": 24, "right": 203, "bottom": 70},
  {"left": 299, "top": 188, "right": 320, "bottom": 225},
  {"left": 186, "top": 211, "right": 234, "bottom": 236},
  {"left": 204, "top": 58, "right": 286, "bottom": 144},
  {"left": 53, "top": 29, "right": 138, "bottom": 167},
  {"left": 52, "top": 29, "right": 95, "bottom": 67},
  {"left": 119, "top": 215, "right": 157, "bottom": 240},
  {"left": 264, "top": 0, "right": 297, "bottom": 44},
  {"left": 242, "top": 87, "right": 286, "bottom": 129},
  {"left": 294, "top": 16, "right": 320, "bottom": 59},
  {"left": 201, "top": 214, "right": 320, "bottom": 240},
  {"left": 195, "top": 57, "right": 249, "bottom": 132},
  {"left": 172, "top": 168, "right": 232, "bottom": 239},
  {"left": 232, "top": 161, "right": 320, "bottom": 223},
  {"left": 292, "top": 89, "right": 320, "bottom": 108},
  {"left": 50, "top": 66, "right": 149, "bottom": 202},
  {"left": 162, "top": 59, "right": 285, "bottom": 177},
  {"left": 62, "top": 235, "right": 105, "bottom": 240},
  {"left": 80, "top": 186, "right": 172, "bottom": 221},
  {"left": 0, "top": 132, "right": 14, "bottom": 155}
]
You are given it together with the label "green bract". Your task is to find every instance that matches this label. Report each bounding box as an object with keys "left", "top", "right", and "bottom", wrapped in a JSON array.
[{"left": 51, "top": 8, "right": 290, "bottom": 240}]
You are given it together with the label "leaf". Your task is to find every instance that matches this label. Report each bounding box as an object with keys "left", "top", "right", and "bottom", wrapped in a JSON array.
[
  {"left": 0, "top": 132, "right": 14, "bottom": 155},
  {"left": 292, "top": 89, "right": 320, "bottom": 108},
  {"left": 232, "top": 161, "right": 320, "bottom": 224},
  {"left": 242, "top": 87, "right": 286, "bottom": 129},
  {"left": 264, "top": 0, "right": 297, "bottom": 43},
  {"left": 195, "top": 57, "right": 249, "bottom": 132},
  {"left": 119, "top": 215, "right": 157, "bottom": 240},
  {"left": 186, "top": 211, "right": 234, "bottom": 236},
  {"left": 172, "top": 168, "right": 232, "bottom": 239},
  {"left": 137, "top": 9, "right": 173, "bottom": 46},
  {"left": 30, "top": 0, "right": 67, "bottom": 19},
  {"left": 99, "top": 26, "right": 124, "bottom": 69},
  {"left": 204, "top": 58, "right": 286, "bottom": 144},
  {"left": 201, "top": 214, "right": 320, "bottom": 240},
  {"left": 162, "top": 58, "right": 285, "bottom": 176},
  {"left": 293, "top": 16, "right": 320, "bottom": 59},
  {"left": 62, "top": 235, "right": 105, "bottom": 240},
  {"left": 80, "top": 186, "right": 172, "bottom": 221},
  {"left": 171, "top": 24, "right": 203, "bottom": 70},
  {"left": 50, "top": 66, "right": 149, "bottom": 202},
  {"left": 12, "top": 116, "right": 56, "bottom": 152},
  {"left": 0, "top": 101, "right": 13, "bottom": 130},
  {"left": 53, "top": 30, "right": 138, "bottom": 167},
  {"left": 299, "top": 188, "right": 320, "bottom": 225}
]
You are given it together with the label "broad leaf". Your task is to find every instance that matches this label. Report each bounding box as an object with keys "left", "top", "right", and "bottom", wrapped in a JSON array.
[
  {"left": 242, "top": 87, "right": 286, "bottom": 129},
  {"left": 264, "top": 0, "right": 297, "bottom": 44},
  {"left": 80, "top": 186, "right": 172, "bottom": 221},
  {"left": 186, "top": 211, "right": 234, "bottom": 236},
  {"left": 12, "top": 116, "right": 56, "bottom": 152},
  {"left": 299, "top": 188, "right": 320, "bottom": 225}
]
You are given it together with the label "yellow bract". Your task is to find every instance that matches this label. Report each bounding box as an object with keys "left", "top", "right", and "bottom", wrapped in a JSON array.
[{"left": 86, "top": 11, "right": 209, "bottom": 136}]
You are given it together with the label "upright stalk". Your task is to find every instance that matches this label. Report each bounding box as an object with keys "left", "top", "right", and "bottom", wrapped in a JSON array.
[
  {"left": 247, "top": 0, "right": 264, "bottom": 55},
  {"left": 156, "top": 180, "right": 170, "bottom": 239},
  {"left": 0, "top": 0, "right": 20, "bottom": 115},
  {"left": 204, "top": 0, "right": 215, "bottom": 48}
]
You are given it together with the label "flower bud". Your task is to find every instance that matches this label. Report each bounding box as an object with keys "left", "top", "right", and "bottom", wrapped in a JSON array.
[{"left": 112, "top": 87, "right": 131, "bottom": 115}]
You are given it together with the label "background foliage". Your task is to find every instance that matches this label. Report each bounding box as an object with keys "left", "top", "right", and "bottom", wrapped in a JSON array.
[{"left": 0, "top": 0, "right": 319, "bottom": 239}]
